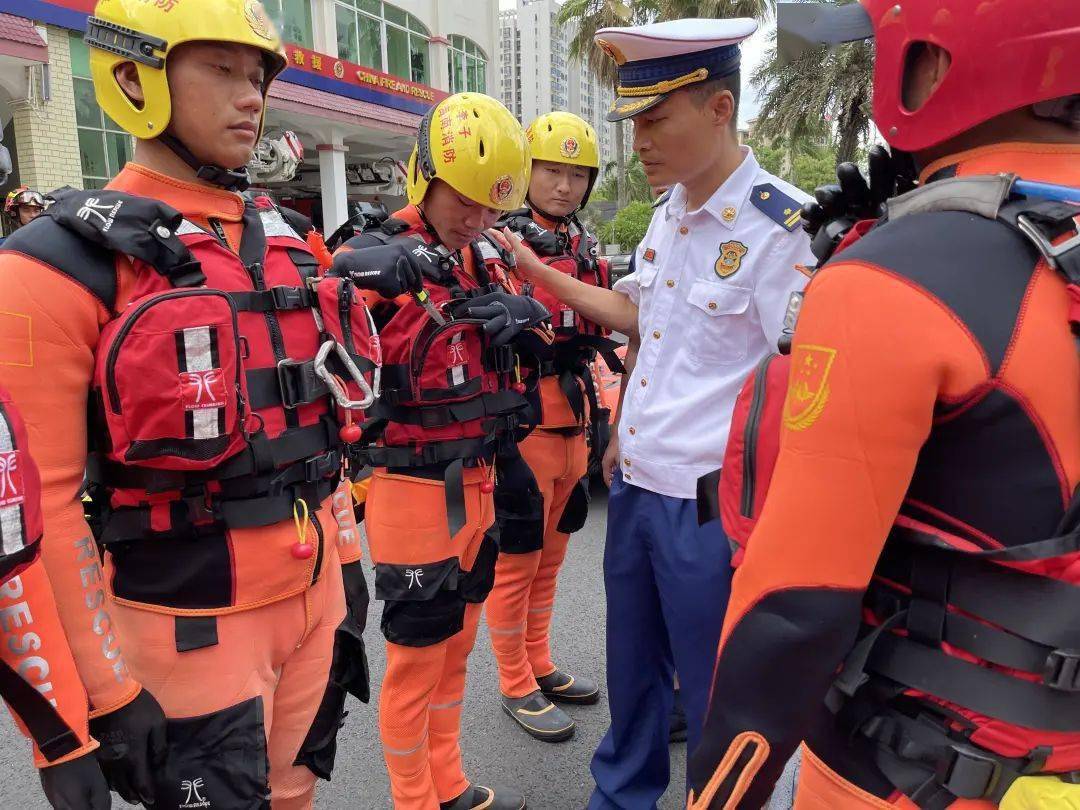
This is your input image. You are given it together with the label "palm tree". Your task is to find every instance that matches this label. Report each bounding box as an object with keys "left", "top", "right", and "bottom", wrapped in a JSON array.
[
  {"left": 594, "top": 152, "right": 653, "bottom": 203},
  {"left": 655, "top": 0, "right": 772, "bottom": 19},
  {"left": 750, "top": 33, "right": 873, "bottom": 164},
  {"left": 557, "top": 0, "right": 653, "bottom": 208}
]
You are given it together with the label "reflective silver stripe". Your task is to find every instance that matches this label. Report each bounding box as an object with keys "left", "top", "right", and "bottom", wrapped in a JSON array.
[
  {"left": 561, "top": 309, "right": 575, "bottom": 328},
  {"left": 182, "top": 327, "right": 220, "bottom": 441},
  {"left": 430, "top": 700, "right": 462, "bottom": 711},
  {"left": 450, "top": 333, "right": 466, "bottom": 387},
  {"left": 527, "top": 606, "right": 553, "bottom": 614},
  {"left": 259, "top": 209, "right": 303, "bottom": 240},
  {"left": 384, "top": 734, "right": 428, "bottom": 757},
  {"left": 0, "top": 410, "right": 23, "bottom": 556},
  {"left": 487, "top": 623, "right": 525, "bottom": 635}
]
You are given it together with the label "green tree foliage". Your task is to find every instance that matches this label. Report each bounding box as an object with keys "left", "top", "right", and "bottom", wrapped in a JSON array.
[
  {"left": 749, "top": 136, "right": 841, "bottom": 193},
  {"left": 597, "top": 201, "right": 654, "bottom": 250},
  {"left": 592, "top": 153, "right": 653, "bottom": 204}
]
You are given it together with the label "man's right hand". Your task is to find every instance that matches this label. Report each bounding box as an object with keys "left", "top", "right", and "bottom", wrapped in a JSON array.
[
  {"left": 602, "top": 431, "right": 620, "bottom": 488},
  {"left": 39, "top": 752, "right": 110, "bottom": 810},
  {"left": 88, "top": 687, "right": 168, "bottom": 806},
  {"left": 331, "top": 242, "right": 429, "bottom": 299}
]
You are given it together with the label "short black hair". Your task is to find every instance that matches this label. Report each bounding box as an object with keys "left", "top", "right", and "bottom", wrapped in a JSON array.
[{"left": 687, "top": 71, "right": 741, "bottom": 131}]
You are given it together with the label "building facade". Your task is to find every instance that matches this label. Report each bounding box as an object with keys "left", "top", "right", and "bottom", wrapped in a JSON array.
[
  {"left": 498, "top": 0, "right": 619, "bottom": 170},
  {"left": 0, "top": 0, "right": 499, "bottom": 233}
]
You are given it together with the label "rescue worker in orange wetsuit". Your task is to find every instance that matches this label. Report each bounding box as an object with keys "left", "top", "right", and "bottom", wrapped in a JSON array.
[
  {"left": 0, "top": 385, "right": 110, "bottom": 809},
  {"left": 0, "top": 1, "right": 373, "bottom": 807},
  {"left": 485, "top": 111, "right": 611, "bottom": 742},
  {"left": 332, "top": 92, "right": 550, "bottom": 810},
  {"left": 688, "top": 1, "right": 1080, "bottom": 808}
]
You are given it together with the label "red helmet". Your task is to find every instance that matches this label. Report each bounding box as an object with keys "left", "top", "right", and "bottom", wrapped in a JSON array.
[
  {"left": 4, "top": 187, "right": 45, "bottom": 216},
  {"left": 778, "top": 0, "right": 1080, "bottom": 152}
]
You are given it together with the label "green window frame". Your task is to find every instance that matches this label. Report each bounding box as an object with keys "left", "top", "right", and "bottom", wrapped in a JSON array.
[
  {"left": 334, "top": 0, "right": 430, "bottom": 84},
  {"left": 447, "top": 35, "right": 486, "bottom": 94},
  {"left": 70, "top": 33, "right": 134, "bottom": 190}
]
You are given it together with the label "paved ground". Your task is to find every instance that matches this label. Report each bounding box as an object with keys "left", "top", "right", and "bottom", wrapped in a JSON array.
[
  {"left": 0, "top": 482, "right": 804, "bottom": 809},
  {"left": 0, "top": 484, "right": 695, "bottom": 809}
]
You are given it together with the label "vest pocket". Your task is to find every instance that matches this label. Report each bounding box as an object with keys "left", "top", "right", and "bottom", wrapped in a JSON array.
[{"left": 96, "top": 289, "right": 249, "bottom": 471}]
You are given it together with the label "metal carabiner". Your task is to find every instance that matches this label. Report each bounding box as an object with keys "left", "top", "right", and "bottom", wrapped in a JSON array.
[{"left": 313, "top": 339, "right": 378, "bottom": 411}]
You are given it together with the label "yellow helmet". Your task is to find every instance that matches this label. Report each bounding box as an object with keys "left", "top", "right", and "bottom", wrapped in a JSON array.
[
  {"left": 407, "top": 93, "right": 530, "bottom": 212},
  {"left": 85, "top": 0, "right": 287, "bottom": 141},
  {"left": 526, "top": 111, "right": 601, "bottom": 211}
]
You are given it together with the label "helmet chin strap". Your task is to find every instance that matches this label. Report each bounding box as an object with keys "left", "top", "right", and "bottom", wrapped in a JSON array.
[
  {"left": 157, "top": 132, "right": 252, "bottom": 193},
  {"left": 526, "top": 194, "right": 572, "bottom": 225}
]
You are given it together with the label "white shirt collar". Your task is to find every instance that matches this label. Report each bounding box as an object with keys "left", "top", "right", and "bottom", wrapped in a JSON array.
[{"left": 666, "top": 145, "right": 760, "bottom": 231}]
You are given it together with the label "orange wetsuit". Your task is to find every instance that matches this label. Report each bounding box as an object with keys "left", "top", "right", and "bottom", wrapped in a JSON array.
[
  {"left": 0, "top": 164, "right": 362, "bottom": 809},
  {"left": 689, "top": 143, "right": 1080, "bottom": 809}
]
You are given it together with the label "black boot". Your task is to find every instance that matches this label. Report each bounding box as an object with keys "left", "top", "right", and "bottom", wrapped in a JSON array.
[
  {"left": 501, "top": 691, "right": 575, "bottom": 742},
  {"left": 440, "top": 784, "right": 526, "bottom": 810},
  {"left": 537, "top": 669, "right": 600, "bottom": 705},
  {"left": 669, "top": 687, "right": 687, "bottom": 744}
]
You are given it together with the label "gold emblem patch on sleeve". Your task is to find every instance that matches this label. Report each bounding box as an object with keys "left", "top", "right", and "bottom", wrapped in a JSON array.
[
  {"left": 715, "top": 240, "right": 748, "bottom": 279},
  {"left": 783, "top": 345, "right": 836, "bottom": 431}
]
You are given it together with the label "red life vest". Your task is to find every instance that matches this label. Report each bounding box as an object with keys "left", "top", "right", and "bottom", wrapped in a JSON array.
[
  {"left": 28, "top": 189, "right": 377, "bottom": 602},
  {"left": 0, "top": 384, "right": 43, "bottom": 574},
  {"left": 348, "top": 217, "right": 529, "bottom": 470},
  {"left": 702, "top": 177, "right": 1080, "bottom": 803}
]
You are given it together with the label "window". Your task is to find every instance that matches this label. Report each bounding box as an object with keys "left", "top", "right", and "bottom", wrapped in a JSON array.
[
  {"left": 263, "top": 0, "right": 313, "bottom": 48},
  {"left": 70, "top": 34, "right": 133, "bottom": 190},
  {"left": 447, "top": 35, "right": 487, "bottom": 94},
  {"left": 335, "top": 0, "right": 430, "bottom": 84}
]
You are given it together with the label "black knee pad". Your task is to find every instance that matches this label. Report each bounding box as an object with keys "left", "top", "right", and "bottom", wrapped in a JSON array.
[
  {"left": 495, "top": 453, "right": 544, "bottom": 554},
  {"left": 155, "top": 697, "right": 270, "bottom": 809}
]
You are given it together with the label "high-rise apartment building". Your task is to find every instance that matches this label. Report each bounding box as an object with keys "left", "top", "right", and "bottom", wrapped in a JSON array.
[{"left": 499, "top": 0, "right": 622, "bottom": 169}]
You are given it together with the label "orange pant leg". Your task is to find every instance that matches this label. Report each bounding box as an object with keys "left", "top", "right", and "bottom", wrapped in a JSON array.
[
  {"left": 487, "top": 431, "right": 587, "bottom": 696},
  {"left": 367, "top": 468, "right": 496, "bottom": 809},
  {"left": 795, "top": 746, "right": 996, "bottom": 810},
  {"left": 109, "top": 550, "right": 344, "bottom": 810},
  {"left": 524, "top": 432, "right": 588, "bottom": 678}
]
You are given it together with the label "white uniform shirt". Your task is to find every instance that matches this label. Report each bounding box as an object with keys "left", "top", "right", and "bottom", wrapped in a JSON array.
[{"left": 614, "top": 147, "right": 815, "bottom": 499}]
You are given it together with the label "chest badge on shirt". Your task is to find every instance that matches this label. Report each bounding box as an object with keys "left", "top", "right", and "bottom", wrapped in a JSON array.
[
  {"left": 643, "top": 247, "right": 657, "bottom": 263},
  {"left": 783, "top": 345, "right": 837, "bottom": 431},
  {"left": 715, "top": 240, "right": 748, "bottom": 279}
]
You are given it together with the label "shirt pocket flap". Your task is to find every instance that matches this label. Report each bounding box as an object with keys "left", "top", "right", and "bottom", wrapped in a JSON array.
[{"left": 687, "top": 280, "right": 752, "bottom": 317}]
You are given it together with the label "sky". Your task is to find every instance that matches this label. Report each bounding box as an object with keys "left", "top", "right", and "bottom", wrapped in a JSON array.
[{"left": 497, "top": 0, "right": 774, "bottom": 127}]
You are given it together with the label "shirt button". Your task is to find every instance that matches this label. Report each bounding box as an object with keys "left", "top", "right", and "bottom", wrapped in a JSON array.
[
  {"left": 625, "top": 473, "right": 633, "bottom": 480},
  {"left": 624, "top": 458, "right": 631, "bottom": 466},
  {"left": 708, "top": 302, "right": 718, "bottom": 310},
  {"left": 679, "top": 226, "right": 689, "bottom": 235},
  {"left": 628, "top": 427, "right": 636, "bottom": 435},
  {"left": 652, "top": 330, "right": 661, "bottom": 340},
  {"left": 666, "top": 280, "right": 676, "bottom": 288},
  {"left": 640, "top": 378, "right": 647, "bottom": 387}
]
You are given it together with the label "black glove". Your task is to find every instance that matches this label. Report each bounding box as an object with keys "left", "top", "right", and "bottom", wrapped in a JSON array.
[
  {"left": 800, "top": 145, "right": 918, "bottom": 265},
  {"left": 89, "top": 687, "right": 168, "bottom": 806},
  {"left": 39, "top": 752, "right": 110, "bottom": 810},
  {"left": 519, "top": 220, "right": 562, "bottom": 257},
  {"left": 337, "top": 560, "right": 371, "bottom": 703},
  {"left": 456, "top": 291, "right": 551, "bottom": 346},
  {"left": 331, "top": 242, "right": 429, "bottom": 299}
]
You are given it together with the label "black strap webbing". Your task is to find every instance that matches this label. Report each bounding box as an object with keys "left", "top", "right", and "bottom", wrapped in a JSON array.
[{"left": 0, "top": 655, "right": 80, "bottom": 762}]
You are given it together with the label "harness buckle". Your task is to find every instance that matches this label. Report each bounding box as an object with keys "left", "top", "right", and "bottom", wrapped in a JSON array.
[
  {"left": 276, "top": 358, "right": 304, "bottom": 409},
  {"left": 304, "top": 450, "right": 339, "bottom": 482},
  {"left": 271, "top": 285, "right": 308, "bottom": 310},
  {"left": 1044, "top": 648, "right": 1080, "bottom": 692},
  {"left": 937, "top": 744, "right": 1002, "bottom": 800}
]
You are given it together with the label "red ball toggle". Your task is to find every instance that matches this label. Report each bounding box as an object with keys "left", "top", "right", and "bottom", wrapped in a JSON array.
[
  {"left": 291, "top": 542, "right": 315, "bottom": 560},
  {"left": 512, "top": 382, "right": 526, "bottom": 394},
  {"left": 339, "top": 423, "right": 363, "bottom": 443},
  {"left": 480, "top": 480, "right": 495, "bottom": 494}
]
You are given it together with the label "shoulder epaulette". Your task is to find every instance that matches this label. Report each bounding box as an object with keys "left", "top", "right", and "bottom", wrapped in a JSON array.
[
  {"left": 750, "top": 183, "right": 803, "bottom": 232},
  {"left": 651, "top": 189, "right": 672, "bottom": 209}
]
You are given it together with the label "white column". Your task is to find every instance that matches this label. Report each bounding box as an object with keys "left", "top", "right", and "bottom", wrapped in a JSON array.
[
  {"left": 429, "top": 35, "right": 450, "bottom": 92},
  {"left": 311, "top": 0, "right": 339, "bottom": 57},
  {"left": 317, "top": 141, "right": 349, "bottom": 233}
]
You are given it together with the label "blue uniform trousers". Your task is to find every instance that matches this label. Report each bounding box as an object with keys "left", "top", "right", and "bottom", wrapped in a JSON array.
[{"left": 589, "top": 472, "right": 733, "bottom": 809}]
